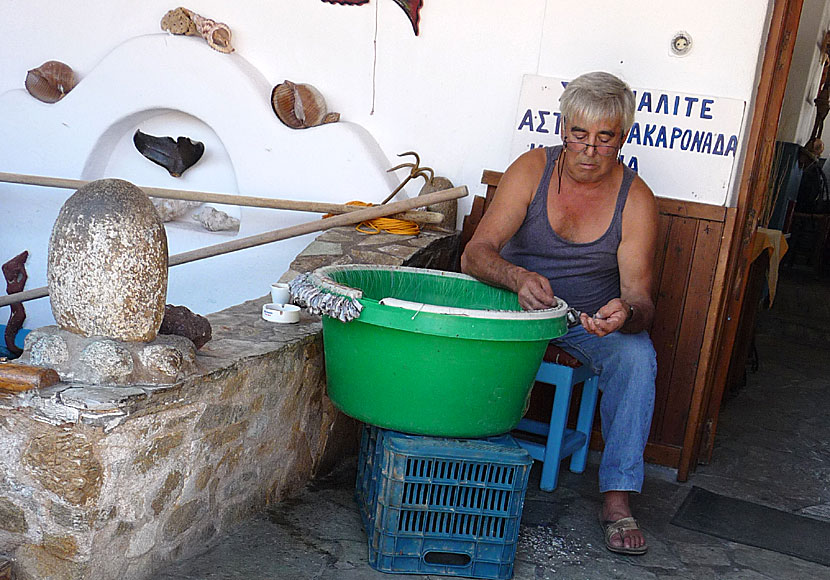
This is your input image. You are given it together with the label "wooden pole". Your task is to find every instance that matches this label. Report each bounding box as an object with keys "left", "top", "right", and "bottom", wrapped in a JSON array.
[
  {"left": 0, "top": 171, "right": 444, "bottom": 225},
  {"left": 0, "top": 186, "right": 468, "bottom": 308}
]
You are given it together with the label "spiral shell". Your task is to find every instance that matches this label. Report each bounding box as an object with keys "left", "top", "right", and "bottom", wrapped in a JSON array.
[
  {"left": 181, "top": 8, "right": 234, "bottom": 54},
  {"left": 25, "top": 60, "right": 77, "bottom": 104},
  {"left": 271, "top": 80, "right": 340, "bottom": 129}
]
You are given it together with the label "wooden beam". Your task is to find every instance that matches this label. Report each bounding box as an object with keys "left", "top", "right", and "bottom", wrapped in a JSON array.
[
  {"left": 0, "top": 171, "right": 444, "bottom": 225},
  {"left": 685, "top": 0, "right": 803, "bottom": 474}
]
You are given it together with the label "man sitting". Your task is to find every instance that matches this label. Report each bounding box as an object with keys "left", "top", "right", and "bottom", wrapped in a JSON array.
[{"left": 461, "top": 71, "right": 658, "bottom": 555}]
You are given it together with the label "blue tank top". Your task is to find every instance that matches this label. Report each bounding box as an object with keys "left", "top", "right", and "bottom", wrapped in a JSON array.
[{"left": 500, "top": 145, "right": 635, "bottom": 315}]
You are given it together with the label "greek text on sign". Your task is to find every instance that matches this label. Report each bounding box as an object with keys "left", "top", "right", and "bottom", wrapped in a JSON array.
[{"left": 510, "top": 74, "right": 746, "bottom": 206}]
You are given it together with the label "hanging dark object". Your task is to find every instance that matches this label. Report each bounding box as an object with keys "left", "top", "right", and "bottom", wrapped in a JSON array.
[
  {"left": 2, "top": 251, "right": 28, "bottom": 358},
  {"left": 320, "top": 0, "right": 423, "bottom": 35},
  {"left": 133, "top": 130, "right": 205, "bottom": 177}
]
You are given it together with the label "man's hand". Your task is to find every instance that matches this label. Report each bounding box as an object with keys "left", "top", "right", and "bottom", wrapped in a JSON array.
[
  {"left": 515, "top": 270, "right": 556, "bottom": 311},
  {"left": 580, "top": 298, "right": 630, "bottom": 337}
]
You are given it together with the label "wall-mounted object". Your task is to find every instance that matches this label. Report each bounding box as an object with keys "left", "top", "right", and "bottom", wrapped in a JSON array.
[
  {"left": 25, "top": 60, "right": 77, "bottom": 103},
  {"left": 321, "top": 0, "right": 424, "bottom": 36},
  {"left": 133, "top": 130, "right": 205, "bottom": 177},
  {"left": 670, "top": 31, "right": 693, "bottom": 57},
  {"left": 271, "top": 80, "right": 340, "bottom": 129},
  {"left": 160, "top": 7, "right": 234, "bottom": 53}
]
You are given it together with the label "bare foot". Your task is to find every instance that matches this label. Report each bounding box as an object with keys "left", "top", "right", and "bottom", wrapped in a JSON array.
[{"left": 602, "top": 490, "right": 647, "bottom": 552}]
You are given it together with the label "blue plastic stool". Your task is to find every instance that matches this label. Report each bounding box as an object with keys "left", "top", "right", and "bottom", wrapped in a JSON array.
[{"left": 514, "top": 357, "right": 600, "bottom": 492}]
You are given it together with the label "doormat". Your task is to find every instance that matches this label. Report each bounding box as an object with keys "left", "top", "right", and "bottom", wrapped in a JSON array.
[{"left": 671, "top": 486, "right": 830, "bottom": 567}]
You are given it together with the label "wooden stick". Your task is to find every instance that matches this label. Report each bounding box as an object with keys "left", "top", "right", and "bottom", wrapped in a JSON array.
[
  {"left": 0, "top": 171, "right": 444, "bottom": 225},
  {"left": 0, "top": 362, "right": 60, "bottom": 392},
  {"left": 0, "top": 186, "right": 468, "bottom": 307}
]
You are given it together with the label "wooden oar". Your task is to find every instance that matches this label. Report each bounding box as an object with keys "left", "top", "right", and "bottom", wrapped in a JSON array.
[
  {"left": 0, "top": 186, "right": 468, "bottom": 308},
  {"left": 0, "top": 171, "right": 444, "bottom": 225}
]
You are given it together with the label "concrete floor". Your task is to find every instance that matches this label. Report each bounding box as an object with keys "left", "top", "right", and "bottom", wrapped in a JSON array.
[{"left": 156, "top": 266, "right": 830, "bottom": 580}]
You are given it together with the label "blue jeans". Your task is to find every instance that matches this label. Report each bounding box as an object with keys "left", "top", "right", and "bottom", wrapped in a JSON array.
[{"left": 552, "top": 326, "right": 656, "bottom": 493}]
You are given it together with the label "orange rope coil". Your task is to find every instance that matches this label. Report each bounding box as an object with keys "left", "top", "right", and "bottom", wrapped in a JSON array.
[{"left": 323, "top": 201, "right": 420, "bottom": 235}]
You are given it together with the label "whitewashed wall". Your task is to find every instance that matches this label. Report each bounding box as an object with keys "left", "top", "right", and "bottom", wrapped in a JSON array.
[{"left": 0, "top": 0, "right": 774, "bottom": 328}]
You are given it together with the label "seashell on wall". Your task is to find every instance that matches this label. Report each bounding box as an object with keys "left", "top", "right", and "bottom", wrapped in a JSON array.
[
  {"left": 271, "top": 81, "right": 340, "bottom": 129},
  {"left": 160, "top": 7, "right": 199, "bottom": 36},
  {"left": 160, "top": 7, "right": 234, "bottom": 53},
  {"left": 181, "top": 8, "right": 234, "bottom": 54},
  {"left": 25, "top": 60, "right": 77, "bottom": 104},
  {"left": 133, "top": 130, "right": 205, "bottom": 178}
]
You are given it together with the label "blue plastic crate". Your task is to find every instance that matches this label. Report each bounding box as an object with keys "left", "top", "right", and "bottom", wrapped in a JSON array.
[
  {"left": 355, "top": 424, "right": 382, "bottom": 531},
  {"left": 358, "top": 426, "right": 532, "bottom": 579}
]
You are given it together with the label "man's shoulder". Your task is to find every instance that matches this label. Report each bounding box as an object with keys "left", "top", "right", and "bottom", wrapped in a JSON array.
[
  {"left": 510, "top": 146, "right": 548, "bottom": 173},
  {"left": 624, "top": 173, "right": 658, "bottom": 219},
  {"left": 500, "top": 147, "right": 548, "bottom": 194}
]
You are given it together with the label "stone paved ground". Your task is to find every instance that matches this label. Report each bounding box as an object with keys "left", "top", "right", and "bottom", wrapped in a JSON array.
[{"left": 156, "top": 266, "right": 830, "bottom": 580}]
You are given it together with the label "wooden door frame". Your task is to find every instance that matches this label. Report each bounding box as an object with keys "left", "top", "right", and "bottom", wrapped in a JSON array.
[{"left": 677, "top": 0, "right": 803, "bottom": 480}]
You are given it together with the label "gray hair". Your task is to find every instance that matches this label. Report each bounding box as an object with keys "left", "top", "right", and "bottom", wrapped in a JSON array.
[{"left": 559, "top": 71, "right": 635, "bottom": 135}]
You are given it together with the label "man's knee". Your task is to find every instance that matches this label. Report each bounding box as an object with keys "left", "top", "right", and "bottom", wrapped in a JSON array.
[{"left": 604, "top": 332, "right": 656, "bottom": 377}]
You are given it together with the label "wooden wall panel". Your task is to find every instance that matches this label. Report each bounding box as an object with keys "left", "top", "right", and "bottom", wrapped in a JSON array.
[
  {"left": 649, "top": 216, "right": 697, "bottom": 442},
  {"left": 653, "top": 212, "right": 672, "bottom": 296},
  {"left": 659, "top": 219, "right": 724, "bottom": 445}
]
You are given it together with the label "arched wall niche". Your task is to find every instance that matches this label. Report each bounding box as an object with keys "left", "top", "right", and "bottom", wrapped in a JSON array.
[{"left": 0, "top": 33, "right": 401, "bottom": 327}]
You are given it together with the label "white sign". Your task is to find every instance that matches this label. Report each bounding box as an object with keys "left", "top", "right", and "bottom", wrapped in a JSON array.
[{"left": 510, "top": 75, "right": 747, "bottom": 206}]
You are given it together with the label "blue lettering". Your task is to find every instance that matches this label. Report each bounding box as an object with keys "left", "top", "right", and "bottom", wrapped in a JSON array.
[
  {"left": 713, "top": 134, "right": 725, "bottom": 155},
  {"left": 553, "top": 111, "right": 562, "bottom": 135},
  {"left": 655, "top": 126, "right": 668, "bottom": 148},
  {"left": 638, "top": 91, "right": 652, "bottom": 113},
  {"left": 701, "top": 133, "right": 713, "bottom": 153},
  {"left": 621, "top": 154, "right": 639, "bottom": 171},
  {"left": 725, "top": 135, "right": 738, "bottom": 156},
  {"left": 537, "top": 110, "right": 550, "bottom": 133},
  {"left": 656, "top": 94, "right": 670, "bottom": 115},
  {"left": 700, "top": 98, "right": 714, "bottom": 119},
  {"left": 670, "top": 127, "right": 683, "bottom": 148},
  {"left": 684, "top": 96, "right": 700, "bottom": 117},
  {"left": 627, "top": 122, "right": 642, "bottom": 145},
  {"left": 518, "top": 109, "right": 534, "bottom": 131},
  {"left": 680, "top": 129, "right": 692, "bottom": 150},
  {"left": 673, "top": 95, "right": 680, "bottom": 115},
  {"left": 642, "top": 123, "right": 657, "bottom": 147},
  {"left": 692, "top": 131, "right": 704, "bottom": 152}
]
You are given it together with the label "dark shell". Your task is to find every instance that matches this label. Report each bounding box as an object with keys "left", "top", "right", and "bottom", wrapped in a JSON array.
[
  {"left": 392, "top": 0, "right": 423, "bottom": 35},
  {"left": 25, "top": 60, "right": 77, "bottom": 103},
  {"left": 320, "top": 0, "right": 422, "bottom": 35},
  {"left": 133, "top": 130, "right": 205, "bottom": 177}
]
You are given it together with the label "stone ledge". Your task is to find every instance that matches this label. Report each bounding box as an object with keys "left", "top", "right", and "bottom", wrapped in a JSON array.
[{"left": 0, "top": 225, "right": 458, "bottom": 580}]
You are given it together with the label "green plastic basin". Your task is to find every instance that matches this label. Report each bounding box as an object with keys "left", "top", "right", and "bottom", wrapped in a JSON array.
[{"left": 317, "top": 265, "right": 569, "bottom": 437}]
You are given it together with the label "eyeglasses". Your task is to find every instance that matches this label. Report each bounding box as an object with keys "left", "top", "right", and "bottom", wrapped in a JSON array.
[{"left": 563, "top": 137, "right": 620, "bottom": 157}]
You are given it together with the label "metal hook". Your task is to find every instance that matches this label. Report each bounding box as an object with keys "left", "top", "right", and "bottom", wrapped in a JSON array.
[{"left": 381, "top": 151, "right": 435, "bottom": 204}]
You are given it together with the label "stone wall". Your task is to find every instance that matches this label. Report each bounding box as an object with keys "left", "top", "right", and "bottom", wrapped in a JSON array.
[{"left": 0, "top": 226, "right": 458, "bottom": 580}]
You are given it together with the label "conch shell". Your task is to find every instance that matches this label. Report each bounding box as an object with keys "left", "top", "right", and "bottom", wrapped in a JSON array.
[
  {"left": 160, "top": 7, "right": 233, "bottom": 53},
  {"left": 181, "top": 8, "right": 234, "bottom": 54},
  {"left": 25, "top": 60, "right": 76, "bottom": 104},
  {"left": 271, "top": 81, "right": 340, "bottom": 129}
]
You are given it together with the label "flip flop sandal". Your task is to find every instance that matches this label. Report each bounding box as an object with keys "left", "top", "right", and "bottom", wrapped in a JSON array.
[{"left": 600, "top": 515, "right": 648, "bottom": 555}]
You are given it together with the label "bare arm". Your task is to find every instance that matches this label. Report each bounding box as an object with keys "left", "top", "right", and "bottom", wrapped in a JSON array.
[
  {"left": 460, "top": 149, "right": 556, "bottom": 310},
  {"left": 581, "top": 177, "right": 658, "bottom": 336}
]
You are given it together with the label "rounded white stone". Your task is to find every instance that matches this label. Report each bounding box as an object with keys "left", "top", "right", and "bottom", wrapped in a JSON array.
[{"left": 48, "top": 179, "right": 168, "bottom": 341}]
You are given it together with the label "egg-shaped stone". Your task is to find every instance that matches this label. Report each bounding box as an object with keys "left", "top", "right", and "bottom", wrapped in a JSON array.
[{"left": 48, "top": 178, "right": 168, "bottom": 342}]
